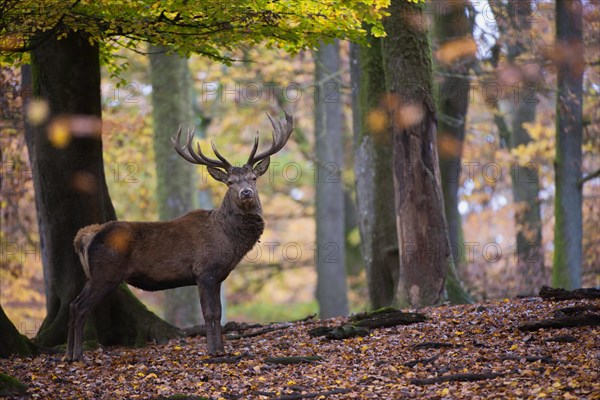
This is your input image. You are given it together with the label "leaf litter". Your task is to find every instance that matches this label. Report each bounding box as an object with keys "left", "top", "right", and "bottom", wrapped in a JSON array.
[{"left": 1, "top": 297, "right": 599, "bottom": 399}]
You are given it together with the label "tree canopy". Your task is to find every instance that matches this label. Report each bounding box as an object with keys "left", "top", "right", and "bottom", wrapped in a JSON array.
[{"left": 1, "top": 0, "right": 390, "bottom": 66}]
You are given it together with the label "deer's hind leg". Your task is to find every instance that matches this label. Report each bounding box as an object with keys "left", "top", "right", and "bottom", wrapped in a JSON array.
[{"left": 67, "top": 277, "right": 121, "bottom": 361}]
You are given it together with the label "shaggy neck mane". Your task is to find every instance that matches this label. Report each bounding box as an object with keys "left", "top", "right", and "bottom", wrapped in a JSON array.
[{"left": 215, "top": 190, "right": 264, "bottom": 250}]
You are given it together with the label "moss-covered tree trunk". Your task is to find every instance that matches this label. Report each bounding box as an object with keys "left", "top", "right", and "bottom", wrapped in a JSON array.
[
  {"left": 149, "top": 45, "right": 202, "bottom": 328},
  {"left": 382, "top": 0, "right": 471, "bottom": 308},
  {"left": 432, "top": 0, "right": 475, "bottom": 271},
  {"left": 353, "top": 33, "right": 399, "bottom": 309},
  {"left": 552, "top": 0, "right": 583, "bottom": 289},
  {"left": 0, "top": 291, "right": 37, "bottom": 358},
  {"left": 315, "top": 40, "right": 349, "bottom": 318},
  {"left": 24, "top": 32, "right": 179, "bottom": 348}
]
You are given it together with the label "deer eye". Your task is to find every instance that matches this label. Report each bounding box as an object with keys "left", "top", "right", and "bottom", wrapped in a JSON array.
[{"left": 226, "top": 181, "right": 233, "bottom": 186}]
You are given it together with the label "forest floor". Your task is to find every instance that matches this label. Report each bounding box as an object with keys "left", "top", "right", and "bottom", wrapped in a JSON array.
[{"left": 1, "top": 295, "right": 599, "bottom": 399}]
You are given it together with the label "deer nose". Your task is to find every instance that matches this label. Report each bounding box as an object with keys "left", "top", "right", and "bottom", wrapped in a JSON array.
[{"left": 240, "top": 188, "right": 254, "bottom": 199}]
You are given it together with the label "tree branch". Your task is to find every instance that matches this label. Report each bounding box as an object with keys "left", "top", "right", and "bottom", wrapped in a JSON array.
[{"left": 578, "top": 168, "right": 600, "bottom": 188}]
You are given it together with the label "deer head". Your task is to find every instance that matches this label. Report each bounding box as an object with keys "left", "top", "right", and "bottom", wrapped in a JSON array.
[{"left": 171, "top": 110, "right": 294, "bottom": 214}]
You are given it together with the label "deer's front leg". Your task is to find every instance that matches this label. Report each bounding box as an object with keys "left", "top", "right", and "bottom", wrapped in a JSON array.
[{"left": 198, "top": 281, "right": 224, "bottom": 356}]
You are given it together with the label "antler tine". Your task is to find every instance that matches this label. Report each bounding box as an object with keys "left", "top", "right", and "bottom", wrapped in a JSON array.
[
  {"left": 171, "top": 126, "right": 200, "bottom": 164},
  {"left": 246, "top": 131, "right": 260, "bottom": 165},
  {"left": 210, "top": 141, "right": 232, "bottom": 170},
  {"left": 185, "top": 127, "right": 212, "bottom": 165},
  {"left": 247, "top": 110, "right": 294, "bottom": 166},
  {"left": 172, "top": 126, "right": 231, "bottom": 170}
]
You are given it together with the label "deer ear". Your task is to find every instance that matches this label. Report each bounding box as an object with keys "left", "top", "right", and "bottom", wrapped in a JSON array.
[
  {"left": 207, "top": 167, "right": 228, "bottom": 184},
  {"left": 253, "top": 157, "right": 270, "bottom": 177}
]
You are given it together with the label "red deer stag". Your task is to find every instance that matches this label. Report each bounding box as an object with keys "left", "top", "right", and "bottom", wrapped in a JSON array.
[{"left": 66, "top": 111, "right": 293, "bottom": 361}]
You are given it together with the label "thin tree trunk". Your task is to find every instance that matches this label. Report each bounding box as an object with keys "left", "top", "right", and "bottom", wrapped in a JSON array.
[
  {"left": 382, "top": 0, "right": 472, "bottom": 308},
  {"left": 433, "top": 0, "right": 475, "bottom": 271},
  {"left": 508, "top": 102, "right": 544, "bottom": 294},
  {"left": 552, "top": 0, "right": 583, "bottom": 289},
  {"left": 149, "top": 45, "right": 202, "bottom": 328},
  {"left": 315, "top": 40, "right": 349, "bottom": 318},
  {"left": 494, "top": 0, "right": 545, "bottom": 295},
  {"left": 25, "top": 33, "right": 179, "bottom": 347},
  {"left": 352, "top": 34, "right": 399, "bottom": 309}
]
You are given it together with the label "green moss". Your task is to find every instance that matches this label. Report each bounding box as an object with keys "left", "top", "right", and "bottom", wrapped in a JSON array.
[{"left": 0, "top": 373, "right": 27, "bottom": 397}]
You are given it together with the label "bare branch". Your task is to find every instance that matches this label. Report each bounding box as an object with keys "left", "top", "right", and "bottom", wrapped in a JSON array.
[{"left": 578, "top": 168, "right": 600, "bottom": 188}]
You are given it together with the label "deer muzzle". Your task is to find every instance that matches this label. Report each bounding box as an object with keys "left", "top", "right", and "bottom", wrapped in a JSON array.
[{"left": 239, "top": 188, "right": 254, "bottom": 200}]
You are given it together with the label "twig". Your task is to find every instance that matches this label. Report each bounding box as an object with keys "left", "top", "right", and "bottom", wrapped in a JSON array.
[
  {"left": 412, "top": 342, "right": 455, "bottom": 350},
  {"left": 273, "top": 388, "right": 352, "bottom": 399},
  {"left": 410, "top": 372, "right": 504, "bottom": 385},
  {"left": 404, "top": 355, "right": 440, "bottom": 368},
  {"left": 227, "top": 324, "right": 291, "bottom": 340},
  {"left": 501, "top": 354, "right": 557, "bottom": 364},
  {"left": 203, "top": 353, "right": 252, "bottom": 364},
  {"left": 264, "top": 356, "right": 322, "bottom": 365}
]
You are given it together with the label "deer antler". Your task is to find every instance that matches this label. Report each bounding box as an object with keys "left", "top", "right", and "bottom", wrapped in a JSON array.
[
  {"left": 247, "top": 109, "right": 294, "bottom": 167},
  {"left": 171, "top": 126, "right": 232, "bottom": 171}
]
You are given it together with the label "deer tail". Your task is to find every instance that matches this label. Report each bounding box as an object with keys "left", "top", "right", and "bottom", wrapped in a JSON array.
[{"left": 74, "top": 224, "right": 102, "bottom": 279}]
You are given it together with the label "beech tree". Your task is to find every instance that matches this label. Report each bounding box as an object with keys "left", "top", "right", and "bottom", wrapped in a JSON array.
[
  {"left": 149, "top": 46, "right": 202, "bottom": 327},
  {"left": 381, "top": 0, "right": 471, "bottom": 307},
  {"left": 432, "top": 0, "right": 476, "bottom": 271},
  {"left": 351, "top": 0, "right": 472, "bottom": 309},
  {"left": 314, "top": 40, "right": 349, "bottom": 318},
  {"left": 353, "top": 32, "right": 399, "bottom": 309},
  {"left": 552, "top": 0, "right": 584, "bottom": 289},
  {"left": 488, "top": 0, "right": 545, "bottom": 295},
  {"left": 0, "top": 0, "right": 389, "bottom": 353}
]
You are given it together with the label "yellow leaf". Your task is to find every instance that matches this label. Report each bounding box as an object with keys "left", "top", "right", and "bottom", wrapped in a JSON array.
[
  {"left": 442, "top": 388, "right": 450, "bottom": 395},
  {"left": 143, "top": 373, "right": 157, "bottom": 380},
  {"left": 509, "top": 344, "right": 518, "bottom": 351}
]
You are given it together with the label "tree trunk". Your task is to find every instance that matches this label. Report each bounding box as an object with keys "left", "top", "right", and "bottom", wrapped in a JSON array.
[
  {"left": 382, "top": 0, "right": 471, "bottom": 308},
  {"left": 352, "top": 34, "right": 399, "bottom": 309},
  {"left": 0, "top": 143, "right": 36, "bottom": 358},
  {"left": 495, "top": 0, "right": 545, "bottom": 295},
  {"left": 552, "top": 0, "right": 583, "bottom": 289},
  {"left": 149, "top": 45, "right": 202, "bottom": 328},
  {"left": 314, "top": 40, "right": 349, "bottom": 318},
  {"left": 432, "top": 0, "right": 474, "bottom": 271},
  {"left": 24, "top": 33, "right": 179, "bottom": 348}
]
